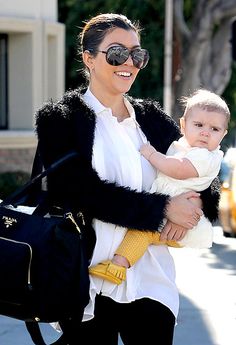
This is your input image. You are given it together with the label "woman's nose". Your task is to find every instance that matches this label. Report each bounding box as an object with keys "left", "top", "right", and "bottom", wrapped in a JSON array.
[{"left": 124, "top": 54, "right": 133, "bottom": 66}]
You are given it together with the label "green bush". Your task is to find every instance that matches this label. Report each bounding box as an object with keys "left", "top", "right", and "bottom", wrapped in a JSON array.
[{"left": 0, "top": 171, "right": 30, "bottom": 200}]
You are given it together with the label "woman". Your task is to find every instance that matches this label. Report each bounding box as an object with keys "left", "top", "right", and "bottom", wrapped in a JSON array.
[{"left": 35, "top": 13, "right": 219, "bottom": 345}]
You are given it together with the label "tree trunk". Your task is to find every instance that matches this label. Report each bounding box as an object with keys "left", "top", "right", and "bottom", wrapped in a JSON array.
[{"left": 172, "top": 0, "right": 236, "bottom": 121}]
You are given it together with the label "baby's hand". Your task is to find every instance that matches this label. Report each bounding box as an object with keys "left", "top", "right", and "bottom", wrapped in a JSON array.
[{"left": 140, "top": 142, "right": 156, "bottom": 159}]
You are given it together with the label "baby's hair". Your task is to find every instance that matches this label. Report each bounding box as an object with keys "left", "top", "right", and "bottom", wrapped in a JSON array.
[{"left": 180, "top": 89, "right": 230, "bottom": 127}]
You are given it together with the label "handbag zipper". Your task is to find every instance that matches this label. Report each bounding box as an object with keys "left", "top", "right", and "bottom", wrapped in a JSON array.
[
  {"left": 77, "top": 211, "right": 85, "bottom": 225},
  {"left": 65, "top": 212, "right": 81, "bottom": 233},
  {"left": 0, "top": 236, "right": 33, "bottom": 289}
]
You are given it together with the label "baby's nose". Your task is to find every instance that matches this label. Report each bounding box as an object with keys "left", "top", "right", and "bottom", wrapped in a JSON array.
[{"left": 200, "top": 129, "right": 210, "bottom": 137}]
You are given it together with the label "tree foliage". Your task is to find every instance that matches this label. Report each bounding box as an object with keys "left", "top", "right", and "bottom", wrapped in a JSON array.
[
  {"left": 58, "top": 0, "right": 165, "bottom": 101},
  {"left": 58, "top": 0, "right": 236, "bottom": 145},
  {"left": 173, "top": 0, "right": 236, "bottom": 145},
  {"left": 0, "top": 171, "right": 30, "bottom": 199}
]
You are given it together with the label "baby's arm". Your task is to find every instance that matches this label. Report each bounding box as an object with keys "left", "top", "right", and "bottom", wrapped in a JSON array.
[{"left": 140, "top": 143, "right": 198, "bottom": 180}]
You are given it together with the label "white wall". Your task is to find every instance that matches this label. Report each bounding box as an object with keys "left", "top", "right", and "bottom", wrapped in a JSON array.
[
  {"left": 0, "top": 0, "right": 64, "bottom": 148},
  {"left": 0, "top": 0, "right": 57, "bottom": 21}
]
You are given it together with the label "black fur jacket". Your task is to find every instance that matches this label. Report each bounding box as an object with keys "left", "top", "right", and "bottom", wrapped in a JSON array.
[{"left": 35, "top": 87, "right": 220, "bottom": 257}]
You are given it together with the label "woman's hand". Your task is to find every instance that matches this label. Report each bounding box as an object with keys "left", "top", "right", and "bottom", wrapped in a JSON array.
[
  {"left": 160, "top": 221, "right": 188, "bottom": 241},
  {"left": 165, "top": 191, "right": 203, "bottom": 229}
]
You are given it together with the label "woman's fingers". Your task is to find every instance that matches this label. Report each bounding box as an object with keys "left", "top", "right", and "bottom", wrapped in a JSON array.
[
  {"left": 165, "top": 192, "right": 203, "bottom": 228},
  {"left": 160, "top": 221, "right": 188, "bottom": 241},
  {"left": 160, "top": 221, "right": 171, "bottom": 240}
]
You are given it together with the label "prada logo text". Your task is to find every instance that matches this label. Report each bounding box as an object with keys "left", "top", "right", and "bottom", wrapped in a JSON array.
[{"left": 2, "top": 216, "right": 17, "bottom": 228}]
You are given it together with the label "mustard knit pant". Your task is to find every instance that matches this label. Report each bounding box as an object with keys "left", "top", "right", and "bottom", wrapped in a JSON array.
[{"left": 115, "top": 230, "right": 180, "bottom": 267}]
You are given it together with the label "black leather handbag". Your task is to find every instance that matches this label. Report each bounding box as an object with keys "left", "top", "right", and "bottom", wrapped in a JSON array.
[{"left": 0, "top": 151, "right": 90, "bottom": 344}]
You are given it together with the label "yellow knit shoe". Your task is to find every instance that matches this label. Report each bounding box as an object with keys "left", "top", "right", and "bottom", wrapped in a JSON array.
[
  {"left": 89, "top": 260, "right": 126, "bottom": 285},
  {"left": 152, "top": 232, "right": 182, "bottom": 248},
  {"left": 166, "top": 240, "right": 182, "bottom": 248}
]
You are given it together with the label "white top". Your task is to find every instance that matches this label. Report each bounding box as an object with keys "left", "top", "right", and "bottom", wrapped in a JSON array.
[
  {"left": 150, "top": 136, "right": 223, "bottom": 249},
  {"left": 81, "top": 89, "right": 179, "bottom": 321},
  {"left": 151, "top": 136, "right": 223, "bottom": 196}
]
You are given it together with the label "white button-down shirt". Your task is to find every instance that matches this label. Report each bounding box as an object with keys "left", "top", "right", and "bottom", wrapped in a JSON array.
[{"left": 82, "top": 88, "right": 179, "bottom": 321}]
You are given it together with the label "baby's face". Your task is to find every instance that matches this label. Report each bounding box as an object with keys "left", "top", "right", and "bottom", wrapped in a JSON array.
[{"left": 180, "top": 108, "right": 227, "bottom": 151}]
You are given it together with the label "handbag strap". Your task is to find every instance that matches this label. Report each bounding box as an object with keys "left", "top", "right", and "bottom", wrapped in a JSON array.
[
  {"left": 30, "top": 143, "right": 44, "bottom": 180},
  {"left": 2, "top": 146, "right": 83, "bottom": 344},
  {"left": 25, "top": 314, "right": 83, "bottom": 345},
  {"left": 26, "top": 143, "right": 44, "bottom": 205},
  {"left": 1, "top": 149, "right": 79, "bottom": 207},
  {"left": 25, "top": 322, "right": 66, "bottom": 345}
]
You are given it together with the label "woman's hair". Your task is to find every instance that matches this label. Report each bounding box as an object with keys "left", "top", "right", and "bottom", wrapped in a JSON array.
[
  {"left": 78, "top": 13, "right": 141, "bottom": 79},
  {"left": 79, "top": 13, "right": 141, "bottom": 55},
  {"left": 180, "top": 89, "right": 230, "bottom": 127}
]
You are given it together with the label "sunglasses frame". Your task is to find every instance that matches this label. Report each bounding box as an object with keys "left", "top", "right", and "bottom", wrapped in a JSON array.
[{"left": 96, "top": 45, "right": 149, "bottom": 69}]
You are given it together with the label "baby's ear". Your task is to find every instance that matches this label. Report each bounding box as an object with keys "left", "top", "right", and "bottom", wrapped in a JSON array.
[{"left": 179, "top": 117, "right": 185, "bottom": 134}]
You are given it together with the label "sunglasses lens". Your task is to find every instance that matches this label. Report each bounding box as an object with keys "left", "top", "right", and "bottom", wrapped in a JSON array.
[
  {"left": 106, "top": 46, "right": 129, "bottom": 66},
  {"left": 105, "top": 46, "right": 149, "bottom": 69},
  {"left": 132, "top": 49, "right": 149, "bottom": 69}
]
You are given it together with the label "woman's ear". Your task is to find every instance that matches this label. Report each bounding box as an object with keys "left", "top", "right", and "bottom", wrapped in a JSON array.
[
  {"left": 179, "top": 117, "right": 185, "bottom": 135},
  {"left": 82, "top": 50, "right": 94, "bottom": 71}
]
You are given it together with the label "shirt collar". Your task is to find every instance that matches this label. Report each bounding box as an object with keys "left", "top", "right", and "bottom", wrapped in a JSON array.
[
  {"left": 124, "top": 97, "right": 136, "bottom": 120},
  {"left": 82, "top": 88, "right": 136, "bottom": 121},
  {"left": 83, "top": 88, "right": 106, "bottom": 115}
]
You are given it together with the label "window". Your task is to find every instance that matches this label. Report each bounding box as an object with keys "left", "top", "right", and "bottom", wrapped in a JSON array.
[{"left": 0, "top": 34, "right": 8, "bottom": 129}]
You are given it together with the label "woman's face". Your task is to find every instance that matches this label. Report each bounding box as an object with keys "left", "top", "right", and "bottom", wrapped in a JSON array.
[{"left": 84, "top": 28, "right": 141, "bottom": 97}]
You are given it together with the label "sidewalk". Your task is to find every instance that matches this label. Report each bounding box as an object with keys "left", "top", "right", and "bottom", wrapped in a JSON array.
[
  {"left": 0, "top": 317, "right": 60, "bottom": 344},
  {"left": 172, "top": 226, "right": 236, "bottom": 345}
]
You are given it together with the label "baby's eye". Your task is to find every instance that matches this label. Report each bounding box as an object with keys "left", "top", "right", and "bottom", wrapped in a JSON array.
[
  {"left": 195, "top": 123, "right": 202, "bottom": 127},
  {"left": 212, "top": 127, "right": 219, "bottom": 132}
]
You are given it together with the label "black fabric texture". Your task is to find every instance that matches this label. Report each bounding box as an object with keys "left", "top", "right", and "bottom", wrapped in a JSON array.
[{"left": 35, "top": 87, "right": 220, "bottom": 258}]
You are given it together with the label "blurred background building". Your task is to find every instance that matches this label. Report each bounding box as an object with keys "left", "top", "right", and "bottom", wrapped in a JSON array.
[{"left": 0, "top": 0, "right": 65, "bottom": 173}]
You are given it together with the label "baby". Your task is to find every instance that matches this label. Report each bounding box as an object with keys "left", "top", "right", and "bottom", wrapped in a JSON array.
[{"left": 89, "top": 89, "right": 230, "bottom": 284}]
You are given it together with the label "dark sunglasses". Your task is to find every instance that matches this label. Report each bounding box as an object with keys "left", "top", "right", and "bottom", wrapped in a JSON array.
[{"left": 95, "top": 46, "right": 149, "bottom": 69}]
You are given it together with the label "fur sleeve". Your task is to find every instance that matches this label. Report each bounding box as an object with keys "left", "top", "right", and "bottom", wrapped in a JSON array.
[{"left": 35, "top": 96, "right": 170, "bottom": 232}]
